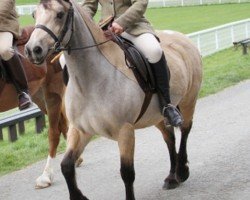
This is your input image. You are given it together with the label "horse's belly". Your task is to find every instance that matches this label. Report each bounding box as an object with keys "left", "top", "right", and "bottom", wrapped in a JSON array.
[{"left": 65, "top": 97, "right": 120, "bottom": 140}]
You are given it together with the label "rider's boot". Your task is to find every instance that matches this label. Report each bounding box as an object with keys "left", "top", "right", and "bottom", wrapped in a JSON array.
[
  {"left": 4, "top": 52, "right": 32, "bottom": 110},
  {"left": 150, "top": 53, "right": 183, "bottom": 127}
]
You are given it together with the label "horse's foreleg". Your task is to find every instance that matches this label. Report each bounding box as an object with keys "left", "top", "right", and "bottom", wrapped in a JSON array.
[
  {"left": 176, "top": 121, "right": 192, "bottom": 183},
  {"left": 118, "top": 124, "right": 135, "bottom": 200},
  {"left": 61, "top": 125, "right": 92, "bottom": 200},
  {"left": 35, "top": 92, "right": 64, "bottom": 189},
  {"left": 156, "top": 121, "right": 179, "bottom": 190}
]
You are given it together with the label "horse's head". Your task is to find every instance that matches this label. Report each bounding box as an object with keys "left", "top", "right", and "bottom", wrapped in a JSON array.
[{"left": 25, "top": 0, "right": 73, "bottom": 65}]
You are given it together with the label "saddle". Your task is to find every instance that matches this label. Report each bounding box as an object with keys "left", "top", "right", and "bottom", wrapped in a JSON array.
[
  {"left": 113, "top": 35, "right": 156, "bottom": 93},
  {"left": 99, "top": 17, "right": 157, "bottom": 122}
]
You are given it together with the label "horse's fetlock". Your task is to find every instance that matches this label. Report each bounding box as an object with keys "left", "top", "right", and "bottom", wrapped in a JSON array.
[{"left": 121, "top": 164, "right": 135, "bottom": 183}]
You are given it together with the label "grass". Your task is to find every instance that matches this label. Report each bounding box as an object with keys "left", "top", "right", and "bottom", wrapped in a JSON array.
[
  {"left": 1, "top": 3, "right": 250, "bottom": 176},
  {"left": 200, "top": 47, "right": 250, "bottom": 97},
  {"left": 0, "top": 120, "right": 66, "bottom": 176},
  {"left": 16, "top": 0, "right": 39, "bottom": 5},
  {"left": 146, "top": 3, "right": 250, "bottom": 33}
]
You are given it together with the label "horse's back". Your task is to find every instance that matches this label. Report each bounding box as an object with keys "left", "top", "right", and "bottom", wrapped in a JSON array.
[{"left": 157, "top": 30, "right": 202, "bottom": 105}]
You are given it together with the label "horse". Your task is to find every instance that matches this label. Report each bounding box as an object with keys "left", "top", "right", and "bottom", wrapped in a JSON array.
[
  {"left": 25, "top": 0, "right": 202, "bottom": 199},
  {"left": 0, "top": 26, "right": 69, "bottom": 189}
]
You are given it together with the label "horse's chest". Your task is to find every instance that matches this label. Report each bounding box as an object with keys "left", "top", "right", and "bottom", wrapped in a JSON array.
[{"left": 65, "top": 93, "right": 119, "bottom": 138}]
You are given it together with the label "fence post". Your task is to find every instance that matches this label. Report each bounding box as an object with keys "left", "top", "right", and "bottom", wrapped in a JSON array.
[
  {"left": 197, "top": 34, "right": 201, "bottom": 54},
  {"left": 215, "top": 30, "right": 219, "bottom": 50},
  {"left": 245, "top": 22, "right": 249, "bottom": 38},
  {"left": 35, "top": 114, "right": 46, "bottom": 133},
  {"left": 0, "top": 128, "right": 3, "bottom": 140},
  {"left": 18, "top": 121, "right": 25, "bottom": 135},
  {"left": 8, "top": 124, "right": 17, "bottom": 142},
  {"left": 231, "top": 25, "right": 235, "bottom": 43}
]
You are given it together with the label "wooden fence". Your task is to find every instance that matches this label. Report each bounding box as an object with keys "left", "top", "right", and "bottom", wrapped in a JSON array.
[{"left": 0, "top": 107, "right": 46, "bottom": 142}]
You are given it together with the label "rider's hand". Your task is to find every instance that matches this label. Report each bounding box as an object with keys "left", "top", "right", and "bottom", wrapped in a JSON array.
[{"left": 110, "top": 22, "right": 124, "bottom": 35}]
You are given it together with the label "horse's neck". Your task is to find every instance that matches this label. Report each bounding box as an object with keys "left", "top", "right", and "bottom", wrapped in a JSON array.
[
  {"left": 72, "top": 0, "right": 107, "bottom": 44},
  {"left": 68, "top": 1, "right": 136, "bottom": 83},
  {"left": 64, "top": 8, "right": 111, "bottom": 86}
]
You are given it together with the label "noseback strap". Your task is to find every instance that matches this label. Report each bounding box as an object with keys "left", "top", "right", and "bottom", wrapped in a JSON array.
[{"left": 35, "top": 24, "right": 59, "bottom": 43}]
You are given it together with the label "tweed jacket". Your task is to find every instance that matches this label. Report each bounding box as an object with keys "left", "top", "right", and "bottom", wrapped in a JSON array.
[
  {"left": 0, "top": 0, "right": 20, "bottom": 39},
  {"left": 82, "top": 0, "right": 155, "bottom": 36}
]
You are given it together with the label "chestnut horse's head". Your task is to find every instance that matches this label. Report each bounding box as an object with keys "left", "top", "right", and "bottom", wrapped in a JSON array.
[{"left": 25, "top": 0, "right": 73, "bottom": 65}]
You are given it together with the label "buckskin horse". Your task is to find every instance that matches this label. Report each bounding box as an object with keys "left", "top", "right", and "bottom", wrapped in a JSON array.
[
  {"left": 25, "top": 0, "right": 203, "bottom": 199},
  {"left": 0, "top": 26, "right": 68, "bottom": 189}
]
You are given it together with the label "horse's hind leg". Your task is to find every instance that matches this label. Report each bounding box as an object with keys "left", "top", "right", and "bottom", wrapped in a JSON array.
[
  {"left": 61, "top": 125, "right": 92, "bottom": 200},
  {"left": 176, "top": 105, "right": 195, "bottom": 183},
  {"left": 118, "top": 123, "right": 135, "bottom": 200},
  {"left": 156, "top": 122, "right": 179, "bottom": 189},
  {"left": 176, "top": 120, "right": 192, "bottom": 182}
]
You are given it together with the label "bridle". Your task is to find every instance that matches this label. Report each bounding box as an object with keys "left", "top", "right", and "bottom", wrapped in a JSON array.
[
  {"left": 35, "top": 1, "right": 74, "bottom": 53},
  {"left": 34, "top": 1, "right": 111, "bottom": 54}
]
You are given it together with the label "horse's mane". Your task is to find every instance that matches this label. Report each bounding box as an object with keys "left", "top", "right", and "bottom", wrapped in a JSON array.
[{"left": 70, "top": 0, "right": 106, "bottom": 44}]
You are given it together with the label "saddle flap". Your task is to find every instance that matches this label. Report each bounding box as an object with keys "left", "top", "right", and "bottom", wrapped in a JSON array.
[{"left": 114, "top": 36, "right": 156, "bottom": 92}]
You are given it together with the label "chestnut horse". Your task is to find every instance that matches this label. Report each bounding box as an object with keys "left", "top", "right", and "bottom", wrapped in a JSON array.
[
  {"left": 26, "top": 0, "right": 202, "bottom": 199},
  {"left": 0, "top": 26, "right": 68, "bottom": 189}
]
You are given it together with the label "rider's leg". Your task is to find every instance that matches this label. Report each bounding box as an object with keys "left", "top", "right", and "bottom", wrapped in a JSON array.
[
  {"left": 121, "top": 32, "right": 183, "bottom": 127},
  {"left": 0, "top": 32, "right": 32, "bottom": 110}
]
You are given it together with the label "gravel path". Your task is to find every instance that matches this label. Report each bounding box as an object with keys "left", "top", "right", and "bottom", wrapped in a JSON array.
[{"left": 0, "top": 80, "right": 250, "bottom": 200}]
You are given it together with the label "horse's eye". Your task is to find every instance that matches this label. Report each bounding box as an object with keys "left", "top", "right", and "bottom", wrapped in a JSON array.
[
  {"left": 32, "top": 10, "right": 36, "bottom": 19},
  {"left": 56, "top": 12, "right": 64, "bottom": 19}
]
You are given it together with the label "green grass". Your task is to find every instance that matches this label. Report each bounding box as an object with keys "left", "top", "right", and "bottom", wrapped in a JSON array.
[
  {"left": 16, "top": 0, "right": 39, "bottom": 5},
  {"left": 146, "top": 3, "right": 250, "bottom": 33},
  {"left": 1, "top": 3, "right": 250, "bottom": 176},
  {"left": 200, "top": 48, "right": 250, "bottom": 97},
  {"left": 0, "top": 120, "right": 66, "bottom": 176}
]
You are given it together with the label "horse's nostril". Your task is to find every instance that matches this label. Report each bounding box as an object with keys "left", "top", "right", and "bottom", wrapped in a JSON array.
[{"left": 33, "top": 46, "right": 43, "bottom": 55}]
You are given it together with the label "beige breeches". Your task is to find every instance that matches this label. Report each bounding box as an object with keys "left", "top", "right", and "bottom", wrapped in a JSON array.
[
  {"left": 121, "top": 32, "right": 162, "bottom": 63},
  {"left": 0, "top": 32, "right": 15, "bottom": 61}
]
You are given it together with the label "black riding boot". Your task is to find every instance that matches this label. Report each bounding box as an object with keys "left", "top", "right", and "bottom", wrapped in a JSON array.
[
  {"left": 4, "top": 52, "right": 32, "bottom": 110},
  {"left": 150, "top": 53, "right": 183, "bottom": 127}
]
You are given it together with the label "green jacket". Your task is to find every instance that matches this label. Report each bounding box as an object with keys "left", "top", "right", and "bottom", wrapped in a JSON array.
[
  {"left": 0, "top": 0, "right": 20, "bottom": 39},
  {"left": 82, "top": 0, "right": 155, "bottom": 36}
]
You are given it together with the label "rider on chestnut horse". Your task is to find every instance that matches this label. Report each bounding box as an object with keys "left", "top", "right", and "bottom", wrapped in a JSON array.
[{"left": 0, "top": 0, "right": 32, "bottom": 110}]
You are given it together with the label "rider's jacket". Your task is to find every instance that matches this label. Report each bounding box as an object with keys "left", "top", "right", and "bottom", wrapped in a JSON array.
[
  {"left": 0, "top": 0, "right": 20, "bottom": 39},
  {"left": 82, "top": 0, "right": 155, "bottom": 36}
]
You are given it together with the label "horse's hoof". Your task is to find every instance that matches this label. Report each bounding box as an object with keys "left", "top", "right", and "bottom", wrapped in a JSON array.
[
  {"left": 163, "top": 173, "right": 179, "bottom": 190},
  {"left": 75, "top": 157, "right": 83, "bottom": 167},
  {"left": 35, "top": 171, "right": 53, "bottom": 189},
  {"left": 163, "top": 179, "right": 179, "bottom": 190},
  {"left": 176, "top": 163, "right": 190, "bottom": 182}
]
